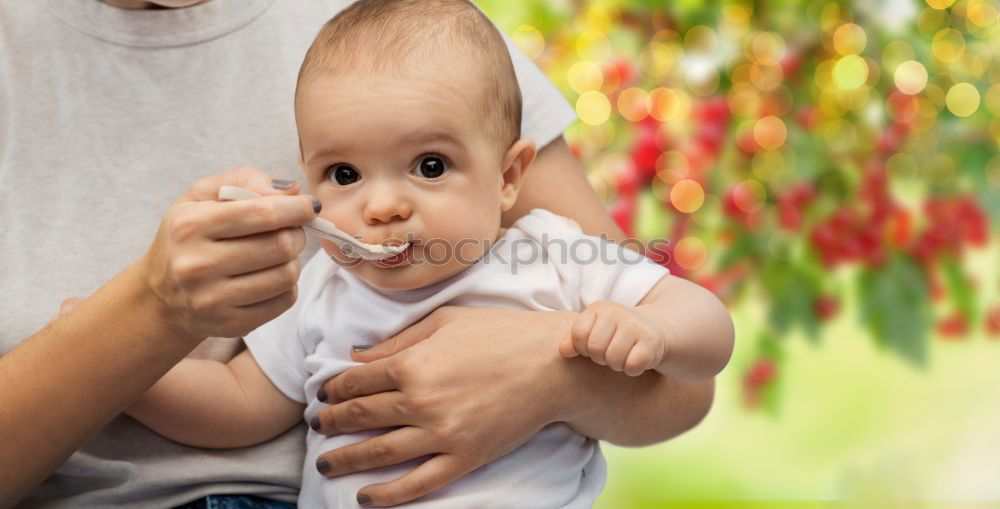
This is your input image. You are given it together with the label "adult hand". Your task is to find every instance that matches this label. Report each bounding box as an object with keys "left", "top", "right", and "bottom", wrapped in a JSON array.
[
  {"left": 140, "top": 167, "right": 319, "bottom": 340},
  {"left": 312, "top": 306, "right": 583, "bottom": 507},
  {"left": 50, "top": 297, "right": 84, "bottom": 322}
]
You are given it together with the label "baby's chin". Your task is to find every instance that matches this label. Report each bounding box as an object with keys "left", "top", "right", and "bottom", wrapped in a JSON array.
[{"left": 352, "top": 261, "right": 470, "bottom": 293}]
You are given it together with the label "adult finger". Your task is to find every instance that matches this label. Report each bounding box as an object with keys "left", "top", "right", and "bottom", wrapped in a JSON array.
[
  {"left": 312, "top": 391, "right": 408, "bottom": 435},
  {"left": 200, "top": 195, "right": 318, "bottom": 240},
  {"left": 318, "top": 358, "right": 399, "bottom": 404},
  {"left": 314, "top": 427, "right": 430, "bottom": 480},
  {"left": 351, "top": 307, "right": 450, "bottom": 362},
  {"left": 216, "top": 290, "right": 299, "bottom": 337},
  {"left": 213, "top": 228, "right": 306, "bottom": 277},
  {"left": 223, "top": 258, "right": 301, "bottom": 306},
  {"left": 356, "top": 454, "right": 470, "bottom": 507},
  {"left": 59, "top": 297, "right": 84, "bottom": 317}
]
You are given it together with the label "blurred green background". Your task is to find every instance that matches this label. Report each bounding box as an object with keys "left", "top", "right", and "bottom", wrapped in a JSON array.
[{"left": 479, "top": 0, "right": 1000, "bottom": 507}]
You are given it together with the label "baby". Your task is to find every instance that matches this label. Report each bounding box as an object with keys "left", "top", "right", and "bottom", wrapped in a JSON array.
[{"left": 127, "top": 0, "right": 734, "bottom": 507}]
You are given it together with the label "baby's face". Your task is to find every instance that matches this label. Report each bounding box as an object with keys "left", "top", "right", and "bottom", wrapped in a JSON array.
[{"left": 297, "top": 70, "right": 508, "bottom": 291}]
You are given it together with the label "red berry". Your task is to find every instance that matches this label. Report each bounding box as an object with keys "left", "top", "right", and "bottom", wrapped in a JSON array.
[
  {"left": 889, "top": 209, "right": 913, "bottom": 248},
  {"left": 796, "top": 106, "right": 820, "bottom": 131},
  {"left": 814, "top": 295, "right": 840, "bottom": 320},
  {"left": 610, "top": 200, "right": 635, "bottom": 238},
  {"left": 746, "top": 359, "right": 777, "bottom": 386},
  {"left": 985, "top": 307, "right": 1000, "bottom": 337},
  {"left": 779, "top": 203, "right": 802, "bottom": 230},
  {"left": 937, "top": 312, "right": 968, "bottom": 339},
  {"left": 811, "top": 224, "right": 838, "bottom": 252},
  {"left": 736, "top": 131, "right": 759, "bottom": 156},
  {"left": 780, "top": 53, "right": 803, "bottom": 77},
  {"left": 629, "top": 129, "right": 661, "bottom": 182},
  {"left": 723, "top": 188, "right": 744, "bottom": 218},
  {"left": 831, "top": 208, "right": 857, "bottom": 234}
]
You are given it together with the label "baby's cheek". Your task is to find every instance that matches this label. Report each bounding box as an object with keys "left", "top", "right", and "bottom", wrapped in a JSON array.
[
  {"left": 455, "top": 237, "right": 489, "bottom": 265},
  {"left": 423, "top": 240, "right": 452, "bottom": 265}
]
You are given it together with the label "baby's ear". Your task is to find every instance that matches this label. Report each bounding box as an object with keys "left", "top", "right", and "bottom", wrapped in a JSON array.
[{"left": 499, "top": 138, "right": 536, "bottom": 212}]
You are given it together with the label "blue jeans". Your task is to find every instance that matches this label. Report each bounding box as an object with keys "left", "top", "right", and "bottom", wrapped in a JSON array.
[{"left": 173, "top": 495, "right": 296, "bottom": 509}]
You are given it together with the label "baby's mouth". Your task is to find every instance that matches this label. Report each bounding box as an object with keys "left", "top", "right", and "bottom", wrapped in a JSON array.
[
  {"left": 372, "top": 243, "right": 413, "bottom": 268},
  {"left": 358, "top": 233, "right": 417, "bottom": 248}
]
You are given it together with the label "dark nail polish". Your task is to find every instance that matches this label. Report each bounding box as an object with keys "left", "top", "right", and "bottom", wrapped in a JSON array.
[
  {"left": 312, "top": 197, "right": 322, "bottom": 214},
  {"left": 309, "top": 416, "right": 321, "bottom": 431},
  {"left": 270, "top": 178, "right": 295, "bottom": 190},
  {"left": 351, "top": 344, "right": 372, "bottom": 352},
  {"left": 316, "top": 457, "right": 331, "bottom": 474},
  {"left": 357, "top": 494, "right": 372, "bottom": 506},
  {"left": 317, "top": 387, "right": 328, "bottom": 403}
]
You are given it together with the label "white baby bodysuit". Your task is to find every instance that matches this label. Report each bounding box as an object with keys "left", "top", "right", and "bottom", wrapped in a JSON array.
[{"left": 244, "top": 209, "right": 669, "bottom": 508}]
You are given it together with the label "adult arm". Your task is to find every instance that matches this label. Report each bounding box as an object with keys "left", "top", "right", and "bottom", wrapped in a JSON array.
[
  {"left": 502, "top": 137, "right": 626, "bottom": 242},
  {"left": 0, "top": 168, "right": 317, "bottom": 504}
]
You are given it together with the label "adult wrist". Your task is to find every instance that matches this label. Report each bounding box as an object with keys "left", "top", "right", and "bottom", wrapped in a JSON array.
[
  {"left": 539, "top": 311, "right": 603, "bottom": 426},
  {"left": 131, "top": 254, "right": 203, "bottom": 346}
]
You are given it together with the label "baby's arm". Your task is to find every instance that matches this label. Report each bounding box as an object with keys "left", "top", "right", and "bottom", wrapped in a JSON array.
[
  {"left": 126, "top": 350, "right": 304, "bottom": 448},
  {"left": 559, "top": 274, "right": 734, "bottom": 381}
]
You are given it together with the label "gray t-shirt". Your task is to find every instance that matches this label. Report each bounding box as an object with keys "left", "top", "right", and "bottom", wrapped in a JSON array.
[{"left": 0, "top": 0, "right": 576, "bottom": 507}]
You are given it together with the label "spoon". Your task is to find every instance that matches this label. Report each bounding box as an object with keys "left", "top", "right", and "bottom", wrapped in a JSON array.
[{"left": 217, "top": 185, "right": 409, "bottom": 260}]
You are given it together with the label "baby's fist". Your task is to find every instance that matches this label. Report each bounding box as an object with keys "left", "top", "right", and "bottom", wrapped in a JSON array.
[{"left": 560, "top": 301, "right": 666, "bottom": 376}]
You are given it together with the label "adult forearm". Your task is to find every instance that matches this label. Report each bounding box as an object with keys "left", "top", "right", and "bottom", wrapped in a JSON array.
[
  {"left": 562, "top": 359, "right": 715, "bottom": 446},
  {"left": 0, "top": 262, "right": 202, "bottom": 503},
  {"left": 502, "top": 137, "right": 627, "bottom": 243}
]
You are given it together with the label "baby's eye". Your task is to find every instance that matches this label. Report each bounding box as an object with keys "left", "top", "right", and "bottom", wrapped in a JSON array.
[
  {"left": 327, "top": 164, "right": 360, "bottom": 186},
  {"left": 413, "top": 156, "right": 448, "bottom": 180}
]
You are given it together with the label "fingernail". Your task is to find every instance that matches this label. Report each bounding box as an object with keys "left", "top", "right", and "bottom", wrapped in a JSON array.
[
  {"left": 309, "top": 416, "right": 321, "bottom": 431},
  {"left": 312, "top": 197, "right": 322, "bottom": 214},
  {"left": 317, "top": 387, "right": 328, "bottom": 403},
  {"left": 352, "top": 345, "right": 372, "bottom": 352},
  {"left": 357, "top": 494, "right": 372, "bottom": 506},
  {"left": 270, "top": 178, "right": 296, "bottom": 190},
  {"left": 316, "top": 457, "right": 331, "bottom": 474}
]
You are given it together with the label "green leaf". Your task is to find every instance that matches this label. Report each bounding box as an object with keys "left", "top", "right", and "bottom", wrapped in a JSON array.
[
  {"left": 761, "top": 261, "right": 821, "bottom": 340},
  {"left": 941, "top": 257, "right": 977, "bottom": 324},
  {"left": 754, "top": 333, "right": 785, "bottom": 418},
  {"left": 857, "top": 256, "right": 931, "bottom": 366}
]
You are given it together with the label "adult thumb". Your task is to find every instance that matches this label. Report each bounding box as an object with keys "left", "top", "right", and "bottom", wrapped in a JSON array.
[{"left": 351, "top": 308, "right": 446, "bottom": 362}]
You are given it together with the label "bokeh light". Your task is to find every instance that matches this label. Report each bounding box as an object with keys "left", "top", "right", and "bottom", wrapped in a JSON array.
[
  {"left": 511, "top": 24, "right": 545, "bottom": 60},
  {"left": 753, "top": 116, "right": 787, "bottom": 150},
  {"left": 567, "top": 61, "right": 604, "bottom": 93},
  {"left": 576, "top": 90, "right": 611, "bottom": 125},
  {"left": 674, "top": 236, "right": 709, "bottom": 270},
  {"left": 670, "top": 179, "right": 705, "bottom": 213},
  {"left": 946, "top": 82, "right": 981, "bottom": 117},
  {"left": 894, "top": 60, "right": 929, "bottom": 94},
  {"left": 833, "top": 55, "right": 868, "bottom": 90},
  {"left": 616, "top": 87, "right": 649, "bottom": 122}
]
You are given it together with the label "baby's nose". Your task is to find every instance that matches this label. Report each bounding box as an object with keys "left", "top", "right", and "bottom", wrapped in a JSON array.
[{"left": 363, "top": 182, "right": 412, "bottom": 224}]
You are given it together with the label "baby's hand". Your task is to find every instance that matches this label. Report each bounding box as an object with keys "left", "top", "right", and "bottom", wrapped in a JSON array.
[{"left": 559, "top": 301, "right": 666, "bottom": 377}]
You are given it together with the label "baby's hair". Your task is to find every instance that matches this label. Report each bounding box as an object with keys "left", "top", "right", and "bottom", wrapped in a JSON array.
[{"left": 296, "top": 0, "right": 522, "bottom": 154}]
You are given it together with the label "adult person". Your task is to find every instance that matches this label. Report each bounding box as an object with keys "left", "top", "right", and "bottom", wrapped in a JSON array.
[{"left": 0, "top": 0, "right": 717, "bottom": 507}]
